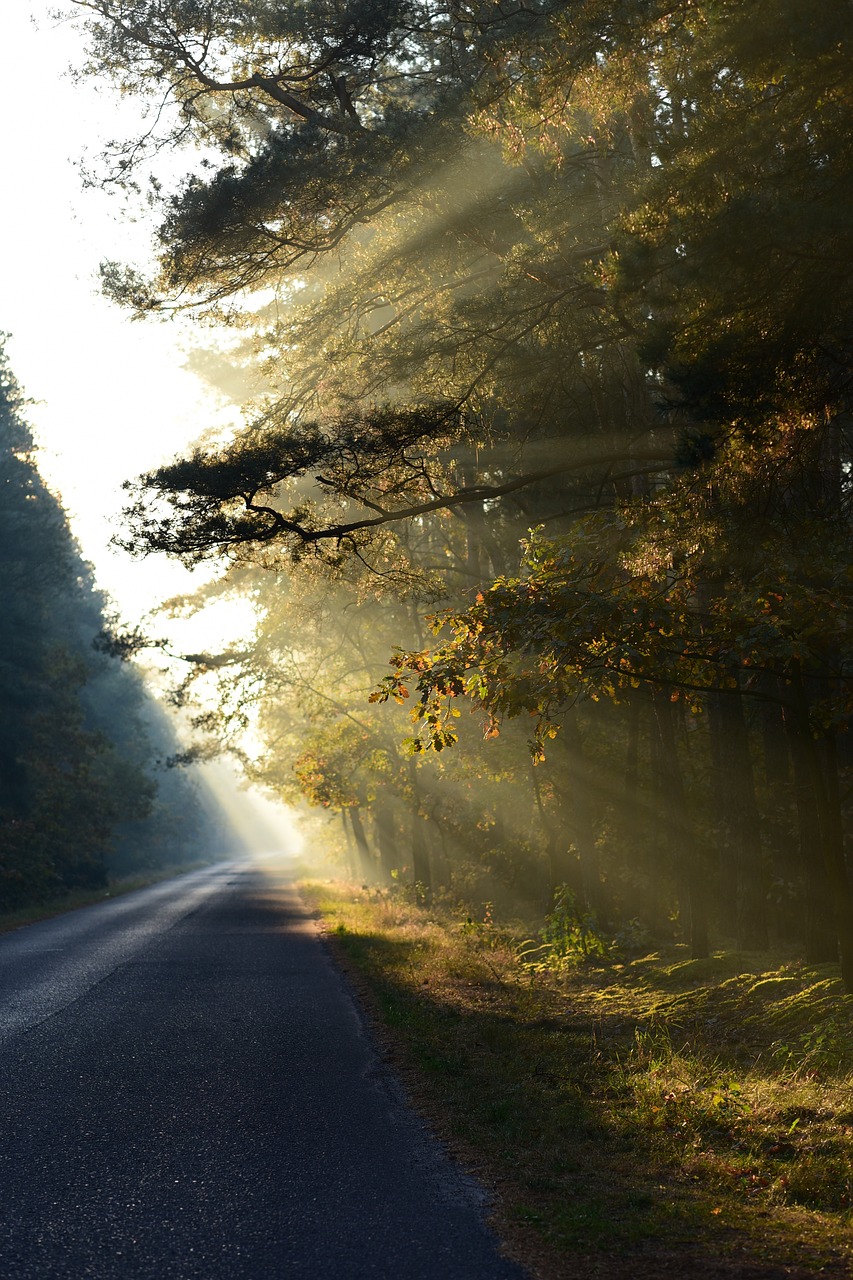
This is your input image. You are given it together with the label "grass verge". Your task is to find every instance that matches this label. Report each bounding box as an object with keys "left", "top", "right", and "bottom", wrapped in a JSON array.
[
  {"left": 301, "top": 879, "right": 853, "bottom": 1280},
  {"left": 0, "top": 861, "right": 214, "bottom": 935}
]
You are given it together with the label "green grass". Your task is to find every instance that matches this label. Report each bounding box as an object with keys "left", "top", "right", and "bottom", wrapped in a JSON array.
[{"left": 301, "top": 880, "right": 853, "bottom": 1280}]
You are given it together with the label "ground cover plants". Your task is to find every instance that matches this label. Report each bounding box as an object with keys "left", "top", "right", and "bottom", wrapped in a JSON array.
[{"left": 301, "top": 880, "right": 853, "bottom": 1280}]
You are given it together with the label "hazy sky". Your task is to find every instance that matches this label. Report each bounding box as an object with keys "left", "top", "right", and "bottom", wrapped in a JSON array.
[
  {"left": 0, "top": 5, "right": 306, "bottom": 848},
  {"left": 0, "top": 4, "right": 240, "bottom": 627}
]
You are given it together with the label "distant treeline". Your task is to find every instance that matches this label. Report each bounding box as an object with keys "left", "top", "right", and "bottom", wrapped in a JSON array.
[{"left": 0, "top": 344, "right": 223, "bottom": 911}]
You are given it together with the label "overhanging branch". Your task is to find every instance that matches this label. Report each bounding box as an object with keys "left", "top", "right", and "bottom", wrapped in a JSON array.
[{"left": 125, "top": 445, "right": 677, "bottom": 560}]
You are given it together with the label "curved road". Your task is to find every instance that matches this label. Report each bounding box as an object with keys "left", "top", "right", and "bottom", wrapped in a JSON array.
[{"left": 0, "top": 859, "right": 524, "bottom": 1278}]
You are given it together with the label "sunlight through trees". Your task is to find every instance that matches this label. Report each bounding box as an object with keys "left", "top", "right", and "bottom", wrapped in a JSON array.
[{"left": 66, "top": 0, "right": 853, "bottom": 985}]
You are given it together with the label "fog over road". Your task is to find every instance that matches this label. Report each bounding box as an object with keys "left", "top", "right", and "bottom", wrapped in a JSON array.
[{"left": 0, "top": 860, "right": 523, "bottom": 1278}]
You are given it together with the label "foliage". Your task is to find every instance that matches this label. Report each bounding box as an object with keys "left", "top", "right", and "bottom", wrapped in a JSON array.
[
  {"left": 0, "top": 343, "right": 223, "bottom": 909},
  {"left": 519, "top": 886, "right": 610, "bottom": 970},
  {"left": 68, "top": 0, "right": 853, "bottom": 983}
]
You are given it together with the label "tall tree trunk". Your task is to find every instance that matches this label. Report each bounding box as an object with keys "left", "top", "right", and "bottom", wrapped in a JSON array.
[
  {"left": 622, "top": 691, "right": 669, "bottom": 935},
  {"left": 760, "top": 680, "right": 799, "bottom": 940},
  {"left": 428, "top": 812, "right": 453, "bottom": 891},
  {"left": 340, "top": 809, "right": 358, "bottom": 878},
  {"left": 652, "top": 691, "right": 709, "bottom": 958},
  {"left": 787, "top": 665, "right": 853, "bottom": 990},
  {"left": 821, "top": 729, "right": 853, "bottom": 991},
  {"left": 625, "top": 692, "right": 641, "bottom": 814},
  {"left": 408, "top": 761, "right": 432, "bottom": 902},
  {"left": 560, "top": 714, "right": 607, "bottom": 924},
  {"left": 784, "top": 668, "right": 838, "bottom": 963},
  {"left": 706, "top": 690, "right": 733, "bottom": 929},
  {"left": 715, "top": 682, "right": 769, "bottom": 950},
  {"left": 531, "top": 766, "right": 579, "bottom": 907},
  {"left": 348, "top": 806, "right": 373, "bottom": 883},
  {"left": 373, "top": 801, "right": 398, "bottom": 883}
]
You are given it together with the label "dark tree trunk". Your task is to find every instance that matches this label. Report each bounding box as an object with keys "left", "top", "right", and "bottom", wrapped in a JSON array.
[
  {"left": 411, "top": 816, "right": 432, "bottom": 901},
  {"left": 428, "top": 813, "right": 453, "bottom": 891},
  {"left": 531, "top": 766, "right": 580, "bottom": 907},
  {"left": 621, "top": 692, "right": 669, "bottom": 935},
  {"left": 652, "top": 692, "right": 709, "bottom": 959},
  {"left": 821, "top": 729, "right": 853, "bottom": 991},
  {"left": 648, "top": 689, "right": 680, "bottom": 908},
  {"left": 760, "top": 680, "right": 799, "bottom": 941},
  {"left": 784, "top": 670, "right": 838, "bottom": 963},
  {"left": 561, "top": 714, "right": 607, "bottom": 924},
  {"left": 706, "top": 690, "right": 734, "bottom": 927},
  {"left": 373, "top": 801, "right": 398, "bottom": 883},
  {"left": 463, "top": 506, "right": 485, "bottom": 583},
  {"left": 340, "top": 809, "right": 358, "bottom": 878},
  {"left": 715, "top": 682, "right": 769, "bottom": 950},
  {"left": 348, "top": 806, "right": 374, "bottom": 883},
  {"left": 408, "top": 761, "right": 433, "bottom": 902},
  {"left": 624, "top": 692, "right": 641, "bottom": 814},
  {"left": 762, "top": 683, "right": 792, "bottom": 791},
  {"left": 784, "top": 662, "right": 853, "bottom": 989},
  {"left": 787, "top": 666, "right": 853, "bottom": 989}
]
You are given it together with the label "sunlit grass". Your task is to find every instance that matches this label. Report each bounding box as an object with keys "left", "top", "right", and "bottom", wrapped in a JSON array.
[{"left": 302, "top": 879, "right": 853, "bottom": 1278}]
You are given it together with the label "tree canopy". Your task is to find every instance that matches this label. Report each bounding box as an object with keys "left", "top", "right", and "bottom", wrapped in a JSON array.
[
  {"left": 0, "top": 342, "right": 226, "bottom": 909},
  {"left": 69, "top": 0, "right": 853, "bottom": 984}
]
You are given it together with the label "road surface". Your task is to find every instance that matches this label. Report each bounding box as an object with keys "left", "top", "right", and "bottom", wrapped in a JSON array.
[{"left": 0, "top": 859, "right": 524, "bottom": 1278}]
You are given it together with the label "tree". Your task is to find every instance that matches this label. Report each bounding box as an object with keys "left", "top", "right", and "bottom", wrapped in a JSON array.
[
  {"left": 68, "top": 0, "right": 853, "bottom": 976},
  {"left": 0, "top": 341, "right": 226, "bottom": 909}
]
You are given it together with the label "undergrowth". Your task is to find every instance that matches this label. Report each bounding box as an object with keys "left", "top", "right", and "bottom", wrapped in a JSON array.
[
  {"left": 0, "top": 862, "right": 213, "bottom": 935},
  {"left": 302, "top": 879, "right": 853, "bottom": 1279}
]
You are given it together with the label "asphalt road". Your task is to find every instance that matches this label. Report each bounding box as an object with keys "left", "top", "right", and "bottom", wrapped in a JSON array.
[{"left": 0, "top": 860, "right": 524, "bottom": 1279}]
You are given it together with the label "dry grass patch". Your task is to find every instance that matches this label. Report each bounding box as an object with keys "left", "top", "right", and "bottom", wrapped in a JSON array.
[{"left": 301, "top": 880, "right": 853, "bottom": 1280}]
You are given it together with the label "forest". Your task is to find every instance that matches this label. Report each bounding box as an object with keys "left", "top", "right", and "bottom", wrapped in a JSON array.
[
  {"left": 60, "top": 0, "right": 852, "bottom": 989},
  {"left": 0, "top": 343, "right": 227, "bottom": 913}
]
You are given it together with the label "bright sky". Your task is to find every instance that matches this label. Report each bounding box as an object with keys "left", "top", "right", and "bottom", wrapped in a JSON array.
[
  {"left": 0, "top": 3, "right": 241, "bottom": 630},
  {"left": 0, "top": 5, "right": 307, "bottom": 851}
]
